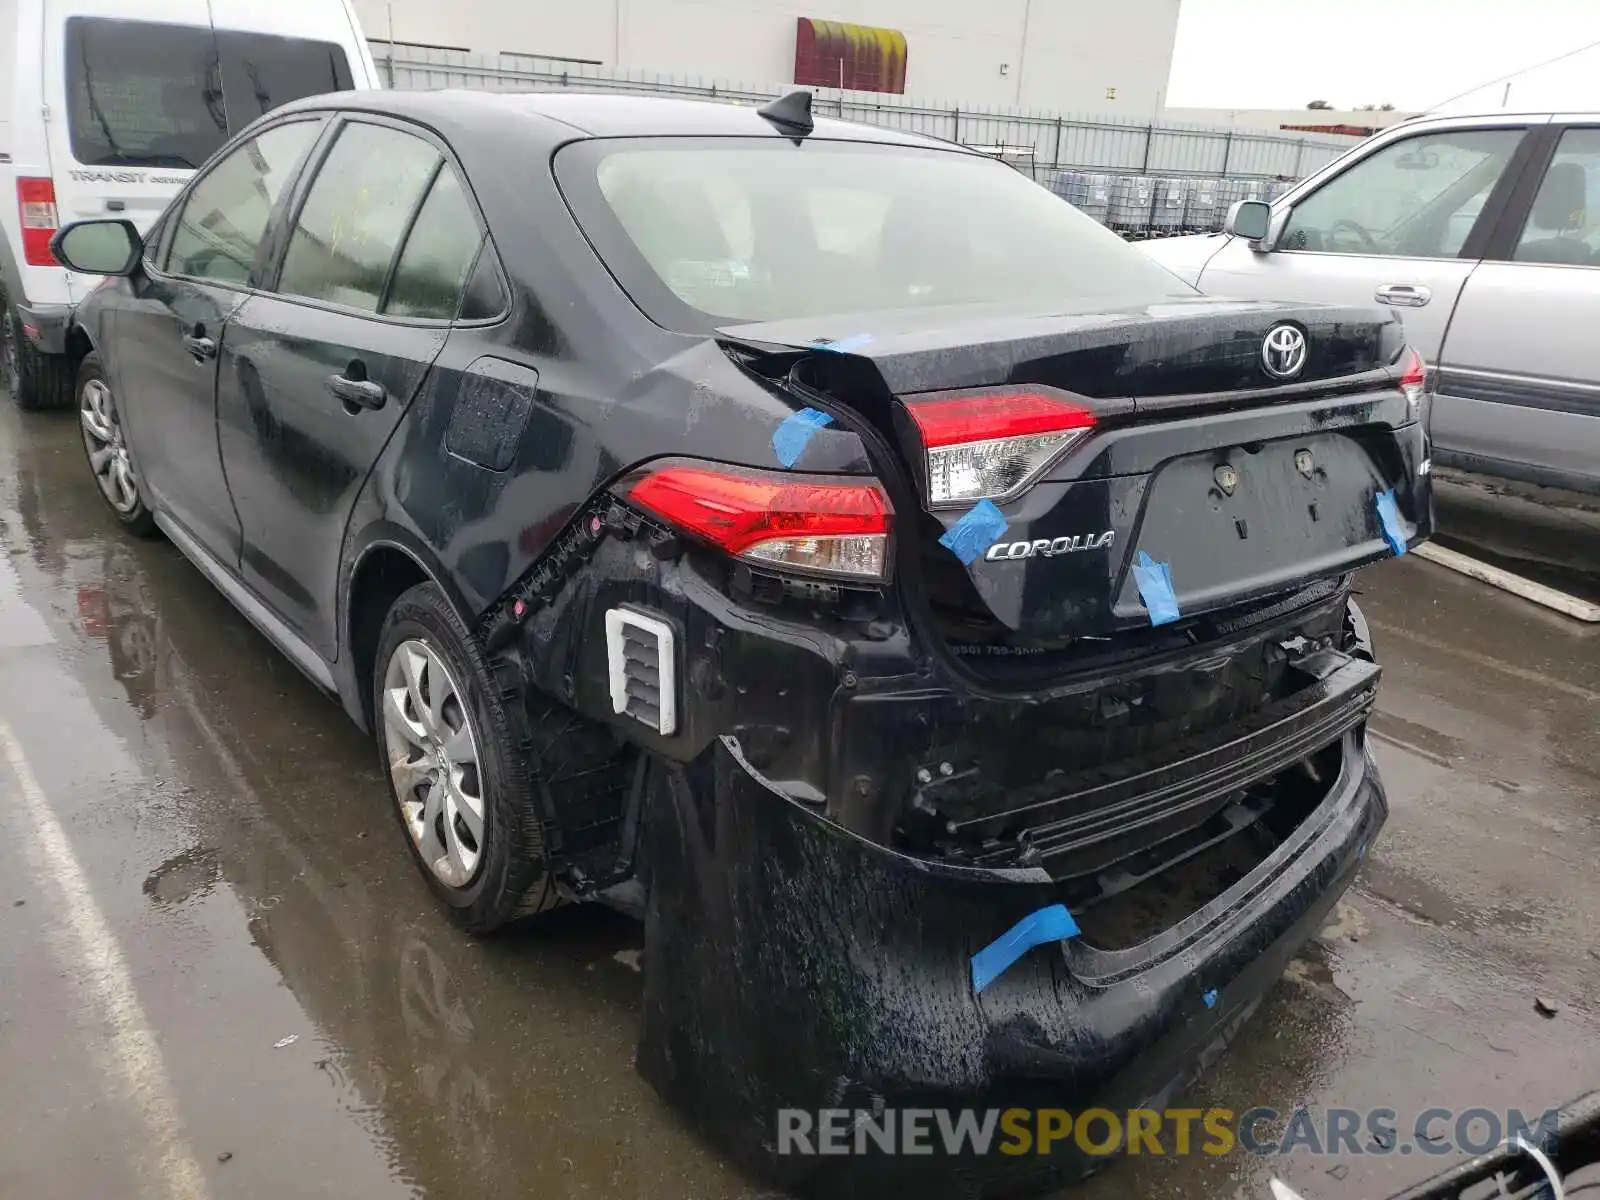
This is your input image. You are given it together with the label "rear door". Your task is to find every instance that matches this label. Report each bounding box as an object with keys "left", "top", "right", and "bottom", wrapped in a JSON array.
[
  {"left": 218, "top": 116, "right": 485, "bottom": 658},
  {"left": 1196, "top": 120, "right": 1539, "bottom": 361},
  {"left": 1432, "top": 123, "right": 1600, "bottom": 492}
]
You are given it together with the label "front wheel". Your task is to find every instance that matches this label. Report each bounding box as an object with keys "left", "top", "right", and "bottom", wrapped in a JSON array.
[
  {"left": 373, "top": 583, "right": 563, "bottom": 932},
  {"left": 77, "top": 352, "right": 157, "bottom": 537}
]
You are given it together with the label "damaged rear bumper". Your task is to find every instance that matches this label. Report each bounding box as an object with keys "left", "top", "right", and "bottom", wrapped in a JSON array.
[{"left": 637, "top": 720, "right": 1386, "bottom": 1197}]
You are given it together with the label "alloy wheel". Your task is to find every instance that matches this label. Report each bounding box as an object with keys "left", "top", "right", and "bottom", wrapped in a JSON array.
[
  {"left": 80, "top": 377, "right": 141, "bottom": 514},
  {"left": 381, "top": 639, "right": 486, "bottom": 888}
]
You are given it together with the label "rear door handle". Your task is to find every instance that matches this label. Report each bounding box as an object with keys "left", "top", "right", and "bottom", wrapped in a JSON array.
[
  {"left": 1375, "top": 283, "right": 1431, "bottom": 308},
  {"left": 328, "top": 372, "right": 387, "bottom": 411},
  {"left": 182, "top": 332, "right": 216, "bottom": 360}
]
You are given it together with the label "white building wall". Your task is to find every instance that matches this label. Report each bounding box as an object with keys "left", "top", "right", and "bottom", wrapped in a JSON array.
[{"left": 353, "top": 0, "right": 1183, "bottom": 114}]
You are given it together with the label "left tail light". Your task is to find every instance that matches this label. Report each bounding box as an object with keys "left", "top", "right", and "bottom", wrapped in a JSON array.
[
  {"left": 902, "top": 386, "right": 1097, "bottom": 506},
  {"left": 17, "top": 178, "right": 59, "bottom": 267},
  {"left": 1397, "top": 347, "right": 1426, "bottom": 416},
  {"left": 623, "top": 460, "right": 893, "bottom": 581}
]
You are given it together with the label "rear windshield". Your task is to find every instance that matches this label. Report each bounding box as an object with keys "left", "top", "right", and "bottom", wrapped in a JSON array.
[
  {"left": 64, "top": 17, "right": 353, "bottom": 170},
  {"left": 555, "top": 138, "right": 1193, "bottom": 330}
]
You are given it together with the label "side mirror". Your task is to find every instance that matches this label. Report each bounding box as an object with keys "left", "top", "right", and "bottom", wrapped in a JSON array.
[
  {"left": 1225, "top": 199, "right": 1273, "bottom": 244},
  {"left": 50, "top": 219, "right": 144, "bottom": 277}
]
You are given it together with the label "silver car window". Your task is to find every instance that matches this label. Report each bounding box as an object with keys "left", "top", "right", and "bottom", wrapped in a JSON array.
[
  {"left": 1279, "top": 129, "right": 1523, "bottom": 259},
  {"left": 1513, "top": 128, "right": 1600, "bottom": 267}
]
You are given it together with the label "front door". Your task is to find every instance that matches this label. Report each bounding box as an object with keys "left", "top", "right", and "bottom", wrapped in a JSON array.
[
  {"left": 116, "top": 117, "right": 326, "bottom": 561},
  {"left": 218, "top": 118, "right": 487, "bottom": 658},
  {"left": 1434, "top": 124, "right": 1600, "bottom": 492},
  {"left": 1196, "top": 123, "right": 1537, "bottom": 362}
]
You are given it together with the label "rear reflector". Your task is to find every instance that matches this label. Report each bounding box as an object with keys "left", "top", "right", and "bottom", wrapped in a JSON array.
[
  {"left": 903, "top": 389, "right": 1096, "bottom": 506},
  {"left": 625, "top": 461, "right": 892, "bottom": 581},
  {"left": 17, "top": 178, "right": 59, "bottom": 267}
]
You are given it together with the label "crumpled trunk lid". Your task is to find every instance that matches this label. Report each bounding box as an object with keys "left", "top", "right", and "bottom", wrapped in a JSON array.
[{"left": 721, "top": 297, "right": 1424, "bottom": 649}]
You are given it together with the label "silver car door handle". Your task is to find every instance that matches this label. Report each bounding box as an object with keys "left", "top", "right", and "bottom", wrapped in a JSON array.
[{"left": 1375, "top": 283, "right": 1431, "bottom": 307}]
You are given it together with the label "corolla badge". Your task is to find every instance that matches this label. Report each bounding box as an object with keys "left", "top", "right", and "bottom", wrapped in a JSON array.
[
  {"left": 1261, "top": 323, "right": 1308, "bottom": 380},
  {"left": 984, "top": 531, "right": 1116, "bottom": 561}
]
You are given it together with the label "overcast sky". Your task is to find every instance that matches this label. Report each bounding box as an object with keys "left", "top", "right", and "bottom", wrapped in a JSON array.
[{"left": 1167, "top": 0, "right": 1600, "bottom": 111}]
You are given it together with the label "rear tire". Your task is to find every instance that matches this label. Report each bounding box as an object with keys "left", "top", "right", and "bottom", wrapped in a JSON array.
[
  {"left": 3, "top": 296, "right": 76, "bottom": 411},
  {"left": 77, "top": 352, "right": 157, "bottom": 537},
  {"left": 373, "top": 583, "right": 565, "bottom": 933}
]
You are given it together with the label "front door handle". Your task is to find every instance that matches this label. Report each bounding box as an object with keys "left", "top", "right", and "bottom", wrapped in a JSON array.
[
  {"left": 1375, "top": 283, "right": 1432, "bottom": 308},
  {"left": 328, "top": 371, "right": 387, "bottom": 411},
  {"left": 182, "top": 331, "right": 217, "bottom": 360}
]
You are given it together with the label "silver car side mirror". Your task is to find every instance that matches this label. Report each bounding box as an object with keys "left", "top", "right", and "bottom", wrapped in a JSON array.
[{"left": 1226, "top": 200, "right": 1272, "bottom": 244}]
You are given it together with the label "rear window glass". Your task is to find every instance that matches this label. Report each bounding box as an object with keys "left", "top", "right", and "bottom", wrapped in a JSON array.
[
  {"left": 556, "top": 139, "right": 1192, "bottom": 330},
  {"left": 64, "top": 17, "right": 352, "bottom": 170}
]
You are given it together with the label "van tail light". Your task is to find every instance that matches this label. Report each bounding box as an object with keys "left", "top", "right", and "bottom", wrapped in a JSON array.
[
  {"left": 623, "top": 460, "right": 892, "bottom": 581},
  {"left": 17, "top": 178, "right": 59, "bottom": 267},
  {"left": 1397, "top": 347, "right": 1426, "bottom": 415},
  {"left": 902, "top": 387, "right": 1097, "bottom": 506}
]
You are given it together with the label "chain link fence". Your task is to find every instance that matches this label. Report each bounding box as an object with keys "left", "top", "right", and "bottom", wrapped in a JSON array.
[{"left": 377, "top": 44, "right": 1356, "bottom": 238}]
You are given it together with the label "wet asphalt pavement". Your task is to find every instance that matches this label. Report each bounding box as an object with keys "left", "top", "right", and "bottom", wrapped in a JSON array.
[{"left": 1, "top": 397, "right": 1596, "bottom": 1200}]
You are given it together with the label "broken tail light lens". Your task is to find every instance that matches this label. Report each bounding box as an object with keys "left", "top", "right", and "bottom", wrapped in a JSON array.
[
  {"left": 903, "top": 388, "right": 1097, "bottom": 506},
  {"left": 1398, "top": 347, "right": 1426, "bottom": 415},
  {"left": 625, "top": 461, "right": 893, "bottom": 581},
  {"left": 17, "top": 178, "right": 59, "bottom": 267}
]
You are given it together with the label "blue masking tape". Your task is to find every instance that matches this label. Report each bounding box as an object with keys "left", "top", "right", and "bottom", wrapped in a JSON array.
[
  {"left": 1203, "top": 988, "right": 1219, "bottom": 1010},
  {"left": 771, "top": 407, "right": 834, "bottom": 468},
  {"left": 814, "top": 333, "right": 874, "bottom": 354},
  {"left": 938, "top": 499, "right": 1008, "bottom": 565},
  {"left": 971, "top": 904, "right": 1080, "bottom": 994},
  {"left": 1375, "top": 488, "right": 1407, "bottom": 556},
  {"left": 1132, "top": 550, "right": 1180, "bottom": 626}
]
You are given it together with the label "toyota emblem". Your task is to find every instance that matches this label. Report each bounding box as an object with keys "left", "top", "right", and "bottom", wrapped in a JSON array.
[{"left": 1261, "top": 324, "right": 1308, "bottom": 380}]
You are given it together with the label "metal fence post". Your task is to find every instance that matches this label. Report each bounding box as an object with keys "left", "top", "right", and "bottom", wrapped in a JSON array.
[
  {"left": 1054, "top": 116, "right": 1064, "bottom": 169},
  {"left": 953, "top": 108, "right": 961, "bottom": 143},
  {"left": 1221, "top": 131, "right": 1234, "bottom": 175},
  {"left": 1140, "top": 124, "right": 1152, "bottom": 172}
]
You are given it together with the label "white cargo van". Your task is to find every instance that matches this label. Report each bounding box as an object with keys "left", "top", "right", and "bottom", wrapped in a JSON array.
[{"left": 0, "top": 0, "right": 380, "bottom": 408}]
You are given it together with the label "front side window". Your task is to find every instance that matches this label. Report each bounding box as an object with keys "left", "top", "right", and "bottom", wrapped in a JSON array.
[
  {"left": 1280, "top": 129, "right": 1524, "bottom": 259},
  {"left": 277, "top": 123, "right": 441, "bottom": 312},
  {"left": 1513, "top": 128, "right": 1600, "bottom": 267},
  {"left": 166, "top": 120, "right": 324, "bottom": 284},
  {"left": 64, "top": 19, "right": 354, "bottom": 169},
  {"left": 556, "top": 139, "right": 1193, "bottom": 330}
]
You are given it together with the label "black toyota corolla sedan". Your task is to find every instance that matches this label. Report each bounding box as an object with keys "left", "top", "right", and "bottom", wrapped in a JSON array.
[{"left": 50, "top": 88, "right": 1430, "bottom": 1195}]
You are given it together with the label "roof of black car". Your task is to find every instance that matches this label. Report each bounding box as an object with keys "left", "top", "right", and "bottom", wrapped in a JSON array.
[{"left": 277, "top": 88, "right": 963, "bottom": 152}]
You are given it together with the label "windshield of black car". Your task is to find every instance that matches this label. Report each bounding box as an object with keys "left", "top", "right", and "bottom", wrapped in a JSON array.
[
  {"left": 64, "top": 17, "right": 353, "bottom": 170},
  {"left": 556, "top": 138, "right": 1195, "bottom": 329}
]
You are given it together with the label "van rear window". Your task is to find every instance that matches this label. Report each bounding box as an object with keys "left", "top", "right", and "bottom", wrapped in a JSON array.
[{"left": 64, "top": 17, "right": 353, "bottom": 170}]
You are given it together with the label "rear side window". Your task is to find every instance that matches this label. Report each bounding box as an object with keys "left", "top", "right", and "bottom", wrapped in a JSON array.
[
  {"left": 63, "top": 18, "right": 353, "bottom": 169},
  {"left": 215, "top": 30, "right": 354, "bottom": 127},
  {"left": 555, "top": 138, "right": 1192, "bottom": 330},
  {"left": 277, "top": 122, "right": 441, "bottom": 312},
  {"left": 166, "top": 120, "right": 324, "bottom": 284},
  {"left": 384, "top": 170, "right": 486, "bottom": 319}
]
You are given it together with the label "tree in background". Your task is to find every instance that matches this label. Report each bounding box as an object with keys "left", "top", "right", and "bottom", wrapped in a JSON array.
[{"left": 1306, "top": 99, "right": 1334, "bottom": 109}]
